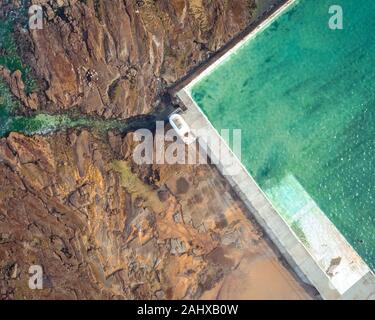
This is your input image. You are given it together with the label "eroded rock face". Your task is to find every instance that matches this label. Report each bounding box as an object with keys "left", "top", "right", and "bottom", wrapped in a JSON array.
[
  {"left": 20, "top": 0, "right": 252, "bottom": 117},
  {"left": 0, "top": 131, "right": 250, "bottom": 299},
  {"left": 0, "top": 66, "right": 38, "bottom": 110},
  {"left": 0, "top": 130, "right": 312, "bottom": 300}
]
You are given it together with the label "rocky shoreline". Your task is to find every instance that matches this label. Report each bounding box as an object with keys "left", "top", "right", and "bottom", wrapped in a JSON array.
[{"left": 0, "top": 0, "right": 314, "bottom": 300}]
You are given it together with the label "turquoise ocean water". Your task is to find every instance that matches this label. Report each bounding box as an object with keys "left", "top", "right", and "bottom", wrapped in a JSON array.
[{"left": 191, "top": 0, "right": 375, "bottom": 269}]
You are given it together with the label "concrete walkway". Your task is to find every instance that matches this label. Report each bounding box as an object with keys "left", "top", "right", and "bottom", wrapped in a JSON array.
[{"left": 176, "top": 88, "right": 375, "bottom": 300}]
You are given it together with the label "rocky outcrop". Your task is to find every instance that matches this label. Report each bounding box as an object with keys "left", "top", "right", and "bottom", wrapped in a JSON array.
[
  {"left": 18, "top": 0, "right": 252, "bottom": 117},
  {"left": 0, "top": 130, "right": 312, "bottom": 300},
  {"left": 0, "top": 66, "right": 38, "bottom": 110},
  {"left": 0, "top": 130, "right": 218, "bottom": 299}
]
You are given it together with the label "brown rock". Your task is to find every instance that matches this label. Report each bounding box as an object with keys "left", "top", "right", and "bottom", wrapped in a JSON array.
[
  {"left": 20, "top": 0, "right": 252, "bottom": 118},
  {"left": 0, "top": 66, "right": 39, "bottom": 110}
]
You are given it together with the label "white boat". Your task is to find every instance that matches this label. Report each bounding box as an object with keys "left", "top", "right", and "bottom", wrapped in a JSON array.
[{"left": 169, "top": 113, "right": 196, "bottom": 145}]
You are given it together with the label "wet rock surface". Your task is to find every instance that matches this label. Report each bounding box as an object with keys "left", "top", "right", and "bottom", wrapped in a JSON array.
[
  {"left": 0, "top": 131, "right": 313, "bottom": 299},
  {"left": 14, "top": 0, "right": 252, "bottom": 117}
]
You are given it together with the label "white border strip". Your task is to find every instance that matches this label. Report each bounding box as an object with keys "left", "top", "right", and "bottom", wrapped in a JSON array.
[
  {"left": 176, "top": 0, "right": 375, "bottom": 299},
  {"left": 185, "top": 0, "right": 299, "bottom": 92},
  {"left": 179, "top": 88, "right": 373, "bottom": 298}
]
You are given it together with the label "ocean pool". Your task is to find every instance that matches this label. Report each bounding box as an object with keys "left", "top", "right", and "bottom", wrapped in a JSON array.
[{"left": 190, "top": 0, "right": 375, "bottom": 269}]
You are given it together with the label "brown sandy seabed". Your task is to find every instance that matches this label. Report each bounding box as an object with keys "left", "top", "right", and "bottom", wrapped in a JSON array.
[{"left": 0, "top": 0, "right": 317, "bottom": 299}]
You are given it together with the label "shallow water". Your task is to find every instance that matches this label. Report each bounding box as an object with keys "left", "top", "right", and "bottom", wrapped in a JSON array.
[
  {"left": 0, "top": 80, "right": 163, "bottom": 137},
  {"left": 191, "top": 0, "right": 375, "bottom": 269}
]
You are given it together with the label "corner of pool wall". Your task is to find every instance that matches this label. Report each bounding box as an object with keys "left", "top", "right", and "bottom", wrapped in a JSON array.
[
  {"left": 177, "top": 81, "right": 375, "bottom": 301},
  {"left": 172, "top": 0, "right": 375, "bottom": 300}
]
